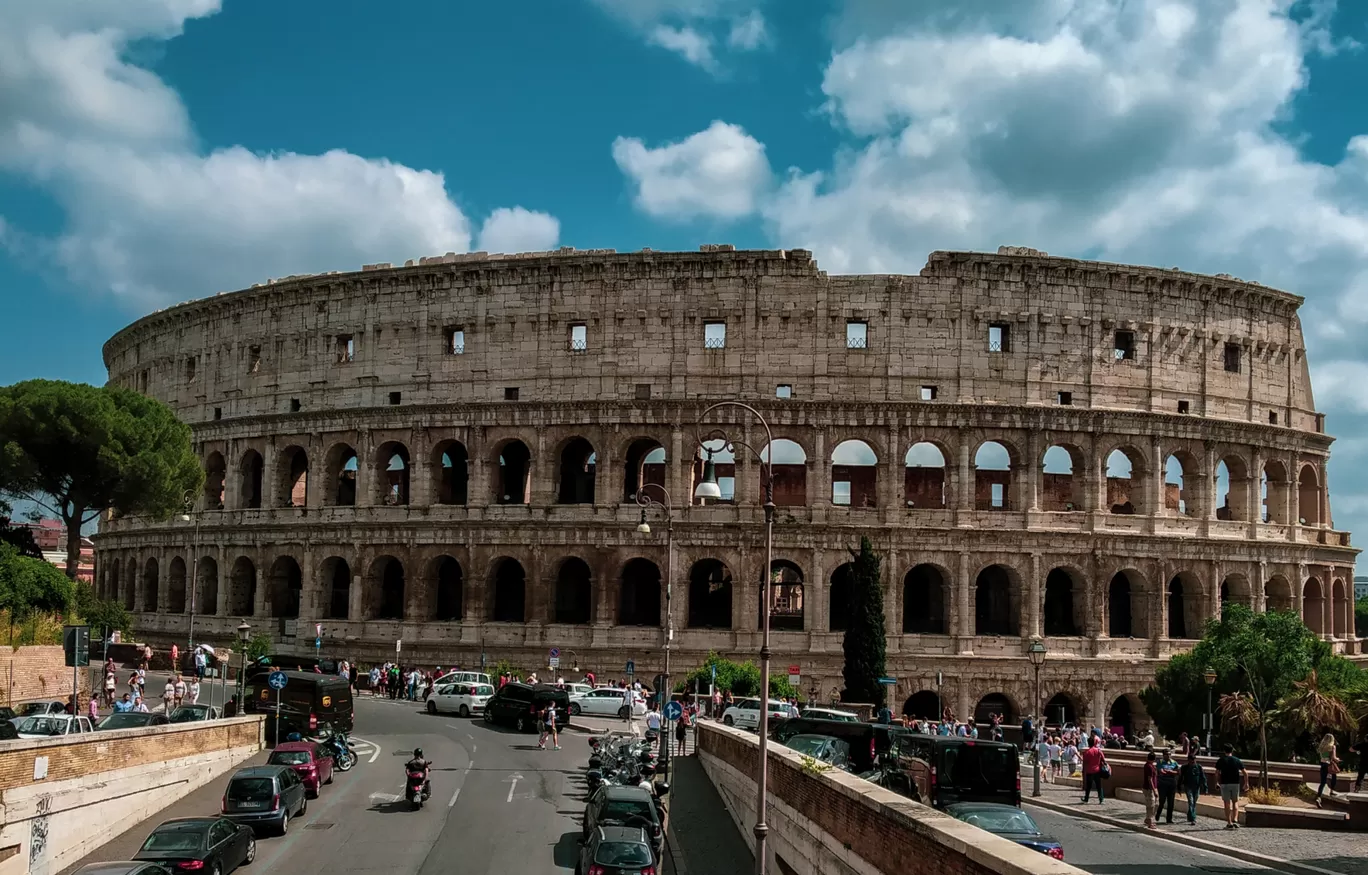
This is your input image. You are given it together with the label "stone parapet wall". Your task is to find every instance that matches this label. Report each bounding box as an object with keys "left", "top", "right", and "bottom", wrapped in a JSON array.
[{"left": 0, "top": 647, "right": 91, "bottom": 707}]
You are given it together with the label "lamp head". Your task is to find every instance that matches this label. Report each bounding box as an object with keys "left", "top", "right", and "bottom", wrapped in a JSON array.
[
  {"left": 636, "top": 508, "right": 651, "bottom": 534},
  {"left": 236, "top": 621, "right": 251, "bottom": 643},
  {"left": 1203, "top": 668, "right": 1217, "bottom": 685},
  {"left": 1027, "top": 639, "right": 1047, "bottom": 666},
  {"left": 694, "top": 455, "right": 722, "bottom": 501}
]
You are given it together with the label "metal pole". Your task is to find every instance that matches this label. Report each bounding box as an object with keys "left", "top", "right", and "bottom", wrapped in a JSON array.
[
  {"left": 1032, "top": 662, "right": 1041, "bottom": 798},
  {"left": 274, "top": 685, "right": 281, "bottom": 745},
  {"left": 188, "top": 515, "right": 199, "bottom": 656},
  {"left": 661, "top": 511, "right": 673, "bottom": 782},
  {"left": 1206, "top": 685, "right": 1213, "bottom": 752},
  {"left": 755, "top": 476, "right": 774, "bottom": 875}
]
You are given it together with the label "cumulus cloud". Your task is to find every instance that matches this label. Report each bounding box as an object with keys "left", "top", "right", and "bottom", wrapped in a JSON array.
[
  {"left": 612, "top": 121, "right": 771, "bottom": 220},
  {"left": 589, "top": 0, "right": 767, "bottom": 72},
  {"left": 728, "top": 11, "right": 768, "bottom": 50},
  {"left": 477, "top": 207, "right": 561, "bottom": 254},
  {"left": 648, "top": 25, "right": 717, "bottom": 70},
  {"left": 0, "top": 0, "right": 556, "bottom": 306}
]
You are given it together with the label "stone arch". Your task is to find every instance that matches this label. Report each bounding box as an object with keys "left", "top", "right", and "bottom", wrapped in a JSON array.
[
  {"left": 768, "top": 559, "right": 805, "bottom": 631},
  {"left": 1103, "top": 446, "right": 1145, "bottom": 514},
  {"left": 1164, "top": 449, "right": 1201, "bottom": 516},
  {"left": 238, "top": 449, "right": 264, "bottom": 509},
  {"left": 229, "top": 557, "right": 256, "bottom": 616},
  {"left": 141, "top": 557, "right": 160, "bottom": 612},
  {"left": 1220, "top": 573, "right": 1253, "bottom": 613},
  {"left": 123, "top": 557, "right": 137, "bottom": 610},
  {"left": 1167, "top": 571, "right": 1202, "bottom": 639},
  {"left": 831, "top": 439, "right": 878, "bottom": 508},
  {"left": 903, "top": 690, "right": 941, "bottom": 720},
  {"left": 323, "top": 442, "right": 358, "bottom": 506},
  {"left": 619, "top": 558, "right": 662, "bottom": 627},
  {"left": 1214, "top": 454, "right": 1251, "bottom": 521},
  {"left": 432, "top": 440, "right": 469, "bottom": 506},
  {"left": 1040, "top": 444, "right": 1084, "bottom": 512},
  {"left": 1107, "top": 568, "right": 1149, "bottom": 638},
  {"left": 553, "top": 557, "right": 592, "bottom": 624},
  {"left": 1303, "top": 577, "right": 1325, "bottom": 634},
  {"left": 490, "top": 558, "right": 527, "bottom": 622},
  {"left": 1331, "top": 578, "right": 1349, "bottom": 637},
  {"left": 902, "top": 563, "right": 947, "bottom": 634},
  {"left": 828, "top": 563, "right": 856, "bottom": 631},
  {"left": 195, "top": 556, "right": 217, "bottom": 617},
  {"left": 1043, "top": 692, "right": 1081, "bottom": 726},
  {"left": 366, "top": 555, "right": 405, "bottom": 620},
  {"left": 973, "top": 440, "right": 1017, "bottom": 511},
  {"left": 374, "top": 442, "right": 411, "bottom": 506},
  {"left": 267, "top": 555, "right": 303, "bottom": 619},
  {"left": 432, "top": 555, "right": 463, "bottom": 621},
  {"left": 761, "top": 439, "right": 808, "bottom": 507},
  {"left": 1265, "top": 574, "right": 1293, "bottom": 613},
  {"left": 687, "top": 559, "right": 732, "bottom": 629},
  {"left": 203, "top": 452, "right": 226, "bottom": 510},
  {"left": 1261, "top": 459, "right": 1290, "bottom": 524},
  {"left": 1298, "top": 464, "right": 1321, "bottom": 526},
  {"left": 1042, "top": 567, "right": 1083, "bottom": 636},
  {"left": 166, "top": 557, "right": 187, "bottom": 613},
  {"left": 973, "top": 692, "right": 1019, "bottom": 725},
  {"left": 319, "top": 556, "right": 351, "bottom": 620},
  {"left": 1108, "top": 693, "right": 1149, "bottom": 737},
  {"left": 623, "top": 437, "right": 667, "bottom": 503},
  {"left": 973, "top": 563, "right": 1021, "bottom": 636},
  {"left": 556, "top": 437, "right": 597, "bottom": 504},
  {"left": 278, "top": 445, "right": 308, "bottom": 508},
  {"left": 903, "top": 441, "right": 948, "bottom": 508},
  {"left": 493, "top": 439, "right": 532, "bottom": 505}
]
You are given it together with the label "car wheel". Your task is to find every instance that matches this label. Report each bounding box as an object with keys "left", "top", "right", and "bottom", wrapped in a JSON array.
[
  {"left": 278, "top": 812, "right": 289, "bottom": 837},
  {"left": 569, "top": 702, "right": 581, "bottom": 716},
  {"left": 243, "top": 836, "right": 256, "bottom": 865},
  {"left": 210, "top": 863, "right": 221, "bottom": 875},
  {"left": 516, "top": 716, "right": 529, "bottom": 732},
  {"left": 459, "top": 705, "right": 470, "bottom": 718},
  {"left": 299, "top": 796, "right": 307, "bottom": 816},
  {"left": 723, "top": 715, "right": 734, "bottom": 726},
  {"left": 325, "top": 770, "right": 333, "bottom": 785},
  {"left": 484, "top": 709, "right": 494, "bottom": 723},
  {"left": 618, "top": 706, "right": 629, "bottom": 719},
  {"left": 426, "top": 700, "right": 437, "bottom": 715}
]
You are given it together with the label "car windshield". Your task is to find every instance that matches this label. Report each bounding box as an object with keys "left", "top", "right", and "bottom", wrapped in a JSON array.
[
  {"left": 958, "top": 808, "right": 1039, "bottom": 834},
  {"left": 140, "top": 827, "right": 205, "bottom": 852},
  {"left": 227, "top": 778, "right": 275, "bottom": 800},
  {"left": 940, "top": 744, "right": 1018, "bottom": 791},
  {"left": 595, "top": 841, "right": 653, "bottom": 866},
  {"left": 19, "top": 703, "right": 50, "bottom": 716},
  {"left": 98, "top": 713, "right": 148, "bottom": 729},
  {"left": 786, "top": 735, "right": 834, "bottom": 757},
  {"left": 267, "top": 751, "right": 311, "bottom": 765},
  {"left": 169, "top": 707, "right": 207, "bottom": 723},
  {"left": 17, "top": 717, "right": 65, "bottom": 735},
  {"left": 601, "top": 799, "right": 655, "bottom": 823}
]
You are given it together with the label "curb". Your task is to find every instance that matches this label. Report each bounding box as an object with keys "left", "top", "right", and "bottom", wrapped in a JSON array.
[{"left": 1024, "top": 797, "right": 1346, "bottom": 875}]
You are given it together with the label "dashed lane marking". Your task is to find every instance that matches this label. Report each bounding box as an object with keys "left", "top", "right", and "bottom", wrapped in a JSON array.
[{"left": 448, "top": 788, "right": 461, "bottom": 808}]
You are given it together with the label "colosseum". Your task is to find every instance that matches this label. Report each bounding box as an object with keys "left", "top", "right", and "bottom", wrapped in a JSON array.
[{"left": 94, "top": 244, "right": 1359, "bottom": 732}]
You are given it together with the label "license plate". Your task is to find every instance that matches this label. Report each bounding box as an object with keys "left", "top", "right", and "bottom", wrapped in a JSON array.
[{"left": 235, "top": 801, "right": 264, "bottom": 809}]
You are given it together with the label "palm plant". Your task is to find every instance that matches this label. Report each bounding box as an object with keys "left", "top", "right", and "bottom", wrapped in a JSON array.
[
  {"left": 1275, "top": 670, "right": 1352, "bottom": 738},
  {"left": 1217, "top": 692, "right": 1268, "bottom": 790}
]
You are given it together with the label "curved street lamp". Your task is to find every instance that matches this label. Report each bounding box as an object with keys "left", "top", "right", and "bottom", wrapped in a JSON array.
[
  {"left": 180, "top": 490, "right": 200, "bottom": 657},
  {"left": 1203, "top": 667, "right": 1217, "bottom": 751},
  {"left": 236, "top": 620, "right": 252, "bottom": 706},
  {"left": 1027, "top": 639, "right": 1047, "bottom": 798},
  {"left": 634, "top": 483, "right": 675, "bottom": 781}
]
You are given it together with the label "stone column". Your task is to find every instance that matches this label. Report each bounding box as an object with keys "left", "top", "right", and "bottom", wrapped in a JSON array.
[
  {"left": 1254, "top": 561, "right": 1267, "bottom": 613},
  {"left": 669, "top": 428, "right": 686, "bottom": 508},
  {"left": 808, "top": 548, "right": 828, "bottom": 635},
  {"left": 215, "top": 545, "right": 229, "bottom": 617},
  {"left": 1319, "top": 461, "right": 1331, "bottom": 529},
  {"left": 1149, "top": 438, "right": 1164, "bottom": 531},
  {"left": 1153, "top": 560, "right": 1168, "bottom": 644},
  {"left": 956, "top": 551, "right": 972, "bottom": 652},
  {"left": 532, "top": 428, "right": 551, "bottom": 505},
  {"left": 1248, "top": 449, "right": 1264, "bottom": 536},
  {"left": 356, "top": 429, "right": 374, "bottom": 507},
  {"left": 253, "top": 549, "right": 268, "bottom": 618},
  {"left": 1027, "top": 553, "right": 1041, "bottom": 639},
  {"left": 306, "top": 434, "right": 324, "bottom": 510},
  {"left": 409, "top": 430, "right": 432, "bottom": 508},
  {"left": 263, "top": 442, "right": 280, "bottom": 509},
  {"left": 885, "top": 548, "right": 902, "bottom": 642},
  {"left": 812, "top": 428, "right": 830, "bottom": 508},
  {"left": 957, "top": 440, "right": 973, "bottom": 511},
  {"left": 880, "top": 425, "right": 901, "bottom": 513},
  {"left": 349, "top": 566, "right": 366, "bottom": 622},
  {"left": 470, "top": 433, "right": 490, "bottom": 508},
  {"left": 594, "top": 442, "right": 614, "bottom": 509},
  {"left": 1294, "top": 563, "right": 1307, "bottom": 617},
  {"left": 300, "top": 548, "right": 318, "bottom": 620},
  {"left": 1026, "top": 433, "right": 1041, "bottom": 512},
  {"left": 1284, "top": 452, "right": 1297, "bottom": 532}
]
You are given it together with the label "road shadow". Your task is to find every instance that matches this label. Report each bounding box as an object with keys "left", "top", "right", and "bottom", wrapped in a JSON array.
[
  {"left": 552, "top": 831, "right": 582, "bottom": 869},
  {"left": 368, "top": 799, "right": 420, "bottom": 815}
]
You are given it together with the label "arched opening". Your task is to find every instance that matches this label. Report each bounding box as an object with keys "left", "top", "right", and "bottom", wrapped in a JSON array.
[
  {"left": 1214, "top": 456, "right": 1250, "bottom": 521},
  {"left": 166, "top": 557, "right": 187, "bottom": 613},
  {"left": 623, "top": 439, "right": 666, "bottom": 503},
  {"left": 1041, "top": 445, "right": 1081, "bottom": 511},
  {"left": 831, "top": 440, "right": 877, "bottom": 508},
  {"left": 433, "top": 440, "right": 469, "bottom": 506},
  {"left": 1167, "top": 573, "right": 1198, "bottom": 639},
  {"left": 1331, "top": 579, "right": 1349, "bottom": 637},
  {"left": 1164, "top": 452, "right": 1198, "bottom": 516},
  {"left": 1108, "top": 693, "right": 1148, "bottom": 737},
  {"left": 1042, "top": 568, "right": 1081, "bottom": 636},
  {"left": 903, "top": 690, "right": 942, "bottom": 720},
  {"left": 553, "top": 557, "right": 592, "bottom": 624},
  {"left": 1105, "top": 448, "right": 1142, "bottom": 514},
  {"left": 229, "top": 557, "right": 256, "bottom": 616},
  {"left": 320, "top": 557, "right": 351, "bottom": 620},
  {"left": 496, "top": 441, "right": 532, "bottom": 505},
  {"left": 828, "top": 563, "right": 856, "bottom": 631},
  {"left": 367, "top": 556, "right": 405, "bottom": 620},
  {"left": 490, "top": 559, "right": 526, "bottom": 622},
  {"left": 768, "top": 560, "right": 805, "bottom": 631},
  {"left": 557, "top": 438, "right": 597, "bottom": 504},
  {"left": 1043, "top": 693, "right": 1079, "bottom": 727},
  {"left": 974, "top": 565, "right": 1019, "bottom": 636},
  {"left": 1303, "top": 577, "right": 1325, "bottom": 634},
  {"left": 123, "top": 558, "right": 136, "bottom": 610},
  {"left": 974, "top": 693, "right": 1018, "bottom": 726},
  {"left": 974, "top": 441, "right": 1013, "bottom": 511},
  {"left": 375, "top": 443, "right": 411, "bottom": 506},
  {"left": 902, "top": 564, "right": 947, "bottom": 634},
  {"left": 1108, "top": 572, "right": 1134, "bottom": 637},
  {"left": 903, "top": 442, "right": 947, "bottom": 508},
  {"left": 268, "top": 556, "right": 303, "bottom": 619},
  {"left": 204, "top": 453, "right": 226, "bottom": 510},
  {"left": 1298, "top": 465, "right": 1321, "bottom": 526},
  {"left": 324, "top": 443, "right": 358, "bottom": 506},
  {"left": 434, "top": 556, "right": 463, "bottom": 621},
  {"left": 619, "top": 558, "right": 662, "bottom": 626},
  {"left": 239, "top": 450, "right": 264, "bottom": 509},
  {"left": 691, "top": 439, "right": 735, "bottom": 505},
  {"left": 1220, "top": 574, "right": 1251, "bottom": 614},
  {"left": 194, "top": 557, "right": 217, "bottom": 616},
  {"left": 141, "top": 558, "right": 160, "bottom": 612},
  {"left": 1265, "top": 575, "right": 1293, "bottom": 613},
  {"left": 762, "top": 440, "right": 808, "bottom": 507},
  {"left": 687, "top": 559, "right": 733, "bottom": 629},
  {"left": 279, "top": 446, "right": 308, "bottom": 508},
  {"left": 1261, "top": 460, "right": 1290, "bottom": 524}
]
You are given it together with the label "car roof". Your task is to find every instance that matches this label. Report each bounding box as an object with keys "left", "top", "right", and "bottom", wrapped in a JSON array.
[
  {"left": 597, "top": 825, "right": 649, "bottom": 843},
  {"left": 151, "top": 817, "right": 216, "bottom": 829},
  {"left": 232, "top": 765, "right": 289, "bottom": 778},
  {"left": 945, "top": 802, "right": 1021, "bottom": 813},
  {"left": 74, "top": 863, "right": 164, "bottom": 875},
  {"left": 270, "top": 741, "right": 316, "bottom": 751},
  {"left": 602, "top": 784, "right": 654, "bottom": 800}
]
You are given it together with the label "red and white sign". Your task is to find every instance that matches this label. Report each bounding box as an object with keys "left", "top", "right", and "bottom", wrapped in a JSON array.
[{"left": 788, "top": 664, "right": 801, "bottom": 685}]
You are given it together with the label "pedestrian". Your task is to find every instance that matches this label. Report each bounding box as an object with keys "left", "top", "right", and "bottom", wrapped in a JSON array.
[
  {"left": 87, "top": 694, "right": 99, "bottom": 722},
  {"left": 1179, "top": 751, "right": 1208, "bottom": 824},
  {"left": 711, "top": 689, "right": 722, "bottom": 719},
  {"left": 1214, "top": 743, "right": 1248, "bottom": 829},
  {"left": 114, "top": 693, "right": 134, "bottom": 713},
  {"left": 189, "top": 677, "right": 201, "bottom": 705},
  {"left": 1142, "top": 750, "right": 1159, "bottom": 829},
  {"left": 646, "top": 703, "right": 663, "bottom": 750},
  {"left": 103, "top": 670, "right": 117, "bottom": 708},
  {"left": 195, "top": 648, "right": 206, "bottom": 680},
  {"left": 1081, "top": 735, "right": 1107, "bottom": 803},
  {"left": 173, "top": 674, "right": 187, "bottom": 709},
  {"left": 1354, "top": 732, "right": 1368, "bottom": 793},
  {"left": 1035, "top": 733, "right": 1051, "bottom": 784},
  {"left": 171, "top": 643, "right": 179, "bottom": 670},
  {"left": 676, "top": 706, "right": 691, "bottom": 756},
  {"left": 1047, "top": 735, "right": 1062, "bottom": 779},
  {"left": 538, "top": 701, "right": 560, "bottom": 750},
  {"left": 1156, "top": 748, "right": 1179, "bottom": 824},
  {"left": 136, "top": 667, "right": 146, "bottom": 698},
  {"left": 162, "top": 677, "right": 175, "bottom": 712},
  {"left": 1315, "top": 732, "right": 1339, "bottom": 807},
  {"left": 133, "top": 695, "right": 149, "bottom": 713}
]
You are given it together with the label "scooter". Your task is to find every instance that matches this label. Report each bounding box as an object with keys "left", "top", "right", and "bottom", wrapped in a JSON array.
[{"left": 406, "top": 764, "right": 431, "bottom": 809}]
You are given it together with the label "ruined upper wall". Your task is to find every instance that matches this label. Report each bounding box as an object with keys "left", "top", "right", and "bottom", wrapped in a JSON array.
[{"left": 102, "top": 245, "right": 1321, "bottom": 434}]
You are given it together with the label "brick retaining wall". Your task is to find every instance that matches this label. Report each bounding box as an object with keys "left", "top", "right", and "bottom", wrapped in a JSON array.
[{"left": 0, "top": 647, "right": 91, "bottom": 707}]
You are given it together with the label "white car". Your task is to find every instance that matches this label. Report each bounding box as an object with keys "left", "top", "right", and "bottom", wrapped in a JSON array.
[
  {"left": 799, "top": 707, "right": 859, "bottom": 723},
  {"left": 428, "top": 682, "right": 494, "bottom": 718},
  {"left": 563, "top": 683, "right": 594, "bottom": 698},
  {"left": 569, "top": 688, "right": 647, "bottom": 718},
  {"left": 435, "top": 671, "right": 491, "bottom": 687},
  {"left": 15, "top": 714, "right": 94, "bottom": 738},
  {"left": 721, "top": 699, "right": 794, "bottom": 731}
]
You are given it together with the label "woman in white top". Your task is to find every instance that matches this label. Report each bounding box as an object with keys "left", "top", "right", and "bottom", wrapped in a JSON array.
[{"left": 189, "top": 679, "right": 201, "bottom": 705}]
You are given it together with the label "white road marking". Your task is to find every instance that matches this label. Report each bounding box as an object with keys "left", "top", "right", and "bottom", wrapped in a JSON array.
[
  {"left": 369, "top": 791, "right": 403, "bottom": 804},
  {"left": 448, "top": 787, "right": 461, "bottom": 808},
  {"left": 351, "top": 736, "right": 382, "bottom": 764},
  {"left": 506, "top": 773, "right": 523, "bottom": 803}
]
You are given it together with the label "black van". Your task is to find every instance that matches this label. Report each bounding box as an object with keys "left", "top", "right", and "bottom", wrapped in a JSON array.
[
  {"left": 881, "top": 732, "right": 1020, "bottom": 809},
  {"left": 770, "top": 717, "right": 905, "bottom": 774},
  {"left": 484, "top": 682, "right": 571, "bottom": 732},
  {"left": 245, "top": 670, "right": 354, "bottom": 739},
  {"left": 245, "top": 654, "right": 344, "bottom": 678}
]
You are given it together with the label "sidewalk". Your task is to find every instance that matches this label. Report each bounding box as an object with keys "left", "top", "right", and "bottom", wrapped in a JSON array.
[
  {"left": 664, "top": 754, "right": 752, "bottom": 875},
  {"left": 1024, "top": 770, "right": 1368, "bottom": 875}
]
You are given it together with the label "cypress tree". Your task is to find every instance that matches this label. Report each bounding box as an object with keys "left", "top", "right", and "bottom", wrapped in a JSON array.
[{"left": 841, "top": 536, "right": 888, "bottom": 707}]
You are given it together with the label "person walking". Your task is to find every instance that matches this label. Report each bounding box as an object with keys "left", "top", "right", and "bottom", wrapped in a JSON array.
[
  {"left": 1214, "top": 743, "right": 1248, "bottom": 828},
  {"left": 189, "top": 677, "right": 201, "bottom": 705},
  {"left": 645, "top": 703, "right": 663, "bottom": 750},
  {"left": 675, "top": 706, "right": 691, "bottom": 756},
  {"left": 1353, "top": 732, "right": 1368, "bottom": 793},
  {"left": 162, "top": 677, "right": 175, "bottom": 712},
  {"left": 1142, "top": 751, "right": 1159, "bottom": 829},
  {"left": 538, "top": 701, "right": 561, "bottom": 751},
  {"left": 1035, "top": 734, "right": 1051, "bottom": 785},
  {"left": 1081, "top": 736, "right": 1108, "bottom": 803},
  {"left": 173, "top": 674, "right": 187, "bottom": 709},
  {"left": 1315, "top": 732, "right": 1339, "bottom": 807},
  {"left": 1179, "top": 751, "right": 1208, "bottom": 824},
  {"left": 1156, "top": 748, "right": 1180, "bottom": 824},
  {"left": 103, "top": 670, "right": 117, "bottom": 708}
]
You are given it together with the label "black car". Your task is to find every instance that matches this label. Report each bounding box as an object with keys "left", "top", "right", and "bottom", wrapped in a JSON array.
[
  {"left": 576, "top": 825, "right": 657, "bottom": 875},
  {"left": 97, "top": 712, "right": 170, "bottom": 731},
  {"left": 945, "top": 802, "right": 1064, "bottom": 860},
  {"left": 881, "top": 733, "right": 1022, "bottom": 809},
  {"left": 0, "top": 720, "right": 18, "bottom": 740},
  {"left": 221, "top": 765, "right": 308, "bottom": 835},
  {"left": 72, "top": 864, "right": 172, "bottom": 875},
  {"left": 133, "top": 816, "right": 256, "bottom": 875},
  {"left": 582, "top": 785, "right": 663, "bottom": 857},
  {"left": 770, "top": 717, "right": 904, "bottom": 773},
  {"left": 483, "top": 682, "right": 570, "bottom": 732}
]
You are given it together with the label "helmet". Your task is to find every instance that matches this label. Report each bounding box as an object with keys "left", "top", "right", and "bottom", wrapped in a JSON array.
[{"left": 414, "top": 747, "right": 423, "bottom": 759}]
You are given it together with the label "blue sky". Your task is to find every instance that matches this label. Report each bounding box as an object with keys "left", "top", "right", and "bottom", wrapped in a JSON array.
[{"left": 3, "top": 0, "right": 1368, "bottom": 539}]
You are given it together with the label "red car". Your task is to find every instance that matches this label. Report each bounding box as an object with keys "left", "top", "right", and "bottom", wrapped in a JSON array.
[{"left": 266, "top": 741, "right": 334, "bottom": 797}]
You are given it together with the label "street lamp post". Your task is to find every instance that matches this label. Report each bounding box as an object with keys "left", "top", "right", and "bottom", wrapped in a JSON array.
[
  {"left": 1203, "top": 667, "right": 1217, "bottom": 753},
  {"left": 1027, "top": 639, "right": 1047, "bottom": 798},
  {"left": 634, "top": 484, "right": 675, "bottom": 782},
  {"left": 180, "top": 491, "right": 201, "bottom": 658},
  {"left": 236, "top": 621, "right": 251, "bottom": 706},
  {"left": 693, "top": 401, "right": 775, "bottom": 875}
]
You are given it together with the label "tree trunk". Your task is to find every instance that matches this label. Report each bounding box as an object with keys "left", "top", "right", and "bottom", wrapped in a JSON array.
[{"left": 62, "top": 507, "right": 85, "bottom": 581}]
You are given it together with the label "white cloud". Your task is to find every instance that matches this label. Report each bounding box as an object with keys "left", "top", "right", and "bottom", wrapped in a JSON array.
[
  {"left": 0, "top": 0, "right": 556, "bottom": 306},
  {"left": 612, "top": 121, "right": 771, "bottom": 220},
  {"left": 477, "top": 207, "right": 561, "bottom": 254},
  {"left": 728, "top": 11, "right": 768, "bottom": 50},
  {"left": 648, "top": 25, "right": 716, "bottom": 70},
  {"left": 589, "top": 0, "right": 766, "bottom": 72}
]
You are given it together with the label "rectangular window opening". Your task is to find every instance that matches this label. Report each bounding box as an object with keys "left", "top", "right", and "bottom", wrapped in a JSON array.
[
  {"left": 186, "top": 357, "right": 197, "bottom": 382},
  {"left": 990, "top": 482, "right": 1005, "bottom": 509},
  {"left": 635, "top": 384, "right": 651, "bottom": 400},
  {"left": 248, "top": 345, "right": 261, "bottom": 374},
  {"left": 704, "top": 321, "right": 727, "bottom": 349},
  {"left": 1269, "top": 410, "right": 1278, "bottom": 425},
  {"left": 138, "top": 370, "right": 149, "bottom": 393},
  {"left": 1114, "top": 330, "right": 1136, "bottom": 361},
  {"left": 336, "top": 334, "right": 355, "bottom": 364},
  {"left": 290, "top": 398, "right": 301, "bottom": 412},
  {"left": 1056, "top": 391, "right": 1073, "bottom": 406},
  {"left": 920, "top": 385, "right": 937, "bottom": 401},
  {"left": 388, "top": 392, "right": 402, "bottom": 406},
  {"left": 446, "top": 327, "right": 465, "bottom": 355},
  {"left": 1315, "top": 412, "right": 1325, "bottom": 434},
  {"left": 988, "top": 322, "right": 1011, "bottom": 353},
  {"left": 776, "top": 384, "right": 792, "bottom": 399},
  {"left": 504, "top": 387, "right": 520, "bottom": 401},
  {"left": 846, "top": 321, "right": 868, "bottom": 349},
  {"left": 213, "top": 407, "right": 223, "bottom": 421},
  {"left": 1177, "top": 400, "right": 1190, "bottom": 414},
  {"left": 1223, "top": 342, "right": 1241, "bottom": 373},
  {"left": 569, "top": 323, "right": 587, "bottom": 352}
]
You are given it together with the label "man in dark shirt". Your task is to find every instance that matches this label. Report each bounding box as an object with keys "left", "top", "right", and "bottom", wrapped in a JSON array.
[
  {"left": 1353, "top": 733, "right": 1368, "bottom": 793},
  {"left": 1142, "top": 751, "right": 1159, "bottom": 829},
  {"left": 1179, "top": 751, "right": 1209, "bottom": 824},
  {"left": 1215, "top": 743, "right": 1248, "bottom": 829}
]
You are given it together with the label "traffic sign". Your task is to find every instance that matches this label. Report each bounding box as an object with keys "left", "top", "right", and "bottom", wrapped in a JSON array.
[
  {"left": 314, "top": 637, "right": 322, "bottom": 649},
  {"left": 877, "top": 677, "right": 897, "bottom": 685},
  {"left": 664, "top": 701, "right": 683, "bottom": 721},
  {"left": 788, "top": 664, "right": 801, "bottom": 685},
  {"left": 626, "top": 659, "right": 636, "bottom": 676},
  {"left": 549, "top": 656, "right": 560, "bottom": 669},
  {"left": 268, "top": 670, "right": 288, "bottom": 690},
  {"left": 549, "top": 647, "right": 560, "bottom": 659}
]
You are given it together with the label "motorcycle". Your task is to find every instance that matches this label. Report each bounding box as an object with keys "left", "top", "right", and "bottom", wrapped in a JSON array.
[
  {"left": 406, "top": 763, "right": 432, "bottom": 808},
  {"left": 311, "top": 727, "right": 358, "bottom": 772}
]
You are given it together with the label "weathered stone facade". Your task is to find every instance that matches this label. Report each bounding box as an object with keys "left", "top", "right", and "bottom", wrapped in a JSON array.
[{"left": 94, "top": 245, "right": 1358, "bottom": 730}]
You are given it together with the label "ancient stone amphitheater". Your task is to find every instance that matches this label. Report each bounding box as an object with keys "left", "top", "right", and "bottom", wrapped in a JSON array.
[{"left": 95, "top": 244, "right": 1358, "bottom": 731}]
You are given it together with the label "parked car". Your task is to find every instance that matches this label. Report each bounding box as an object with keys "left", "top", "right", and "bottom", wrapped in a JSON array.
[
  {"left": 720, "top": 699, "right": 793, "bottom": 731},
  {"left": 576, "top": 825, "right": 657, "bottom": 875},
  {"left": 168, "top": 704, "right": 222, "bottom": 723},
  {"left": 71, "top": 864, "right": 173, "bottom": 875},
  {"left": 221, "top": 765, "right": 308, "bottom": 835},
  {"left": 770, "top": 717, "right": 905, "bottom": 774},
  {"left": 97, "top": 712, "right": 169, "bottom": 731},
  {"left": 11, "top": 701, "right": 65, "bottom": 723},
  {"left": 799, "top": 707, "right": 858, "bottom": 722},
  {"left": 581, "top": 785, "right": 663, "bottom": 858},
  {"left": 568, "top": 688, "right": 646, "bottom": 719},
  {"left": 563, "top": 682, "right": 594, "bottom": 698},
  {"left": 428, "top": 682, "right": 493, "bottom": 718},
  {"left": 0, "top": 720, "right": 18, "bottom": 741},
  {"left": 132, "top": 816, "right": 256, "bottom": 874},
  {"left": 484, "top": 682, "right": 571, "bottom": 732},
  {"left": 266, "top": 741, "right": 334, "bottom": 797},
  {"left": 15, "top": 714, "right": 94, "bottom": 738},
  {"left": 881, "top": 733, "right": 1021, "bottom": 809},
  {"left": 945, "top": 802, "right": 1064, "bottom": 860},
  {"left": 434, "top": 670, "right": 492, "bottom": 687},
  {"left": 783, "top": 734, "right": 853, "bottom": 770}
]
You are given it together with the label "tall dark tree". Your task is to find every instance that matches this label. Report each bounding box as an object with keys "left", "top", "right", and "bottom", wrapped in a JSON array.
[
  {"left": 841, "top": 536, "right": 888, "bottom": 707},
  {"left": 0, "top": 380, "right": 202, "bottom": 579}
]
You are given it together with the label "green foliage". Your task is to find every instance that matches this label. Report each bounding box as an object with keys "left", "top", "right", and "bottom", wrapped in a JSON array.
[
  {"left": 72, "top": 581, "right": 131, "bottom": 636},
  {"left": 246, "top": 633, "right": 272, "bottom": 662},
  {"left": 1356, "top": 596, "right": 1368, "bottom": 638},
  {"left": 840, "top": 536, "right": 888, "bottom": 707},
  {"left": 0, "top": 541, "right": 74, "bottom": 620},
  {"left": 0, "top": 518, "right": 41, "bottom": 559},
  {"left": 684, "top": 651, "right": 799, "bottom": 700},
  {"left": 0, "top": 380, "right": 202, "bottom": 578},
  {"left": 490, "top": 658, "right": 523, "bottom": 680}
]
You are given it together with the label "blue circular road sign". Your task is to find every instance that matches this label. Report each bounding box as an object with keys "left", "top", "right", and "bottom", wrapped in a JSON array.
[
  {"left": 664, "top": 701, "right": 683, "bottom": 721},
  {"left": 549, "top": 647, "right": 560, "bottom": 658},
  {"left": 267, "top": 670, "right": 288, "bottom": 690}
]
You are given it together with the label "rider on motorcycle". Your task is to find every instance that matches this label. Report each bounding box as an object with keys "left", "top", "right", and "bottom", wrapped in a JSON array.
[{"left": 405, "top": 747, "right": 432, "bottom": 799}]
